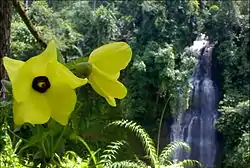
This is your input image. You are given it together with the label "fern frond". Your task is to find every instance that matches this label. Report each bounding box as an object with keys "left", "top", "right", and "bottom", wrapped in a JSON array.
[
  {"left": 107, "top": 120, "right": 159, "bottom": 167},
  {"left": 134, "top": 159, "right": 148, "bottom": 168},
  {"left": 100, "top": 140, "right": 128, "bottom": 167},
  {"left": 56, "top": 151, "right": 89, "bottom": 168},
  {"left": 72, "top": 45, "right": 84, "bottom": 57},
  {"left": 160, "top": 165, "right": 182, "bottom": 168},
  {"left": 159, "top": 141, "right": 190, "bottom": 165},
  {"left": 178, "top": 159, "right": 202, "bottom": 167},
  {"left": 111, "top": 160, "right": 146, "bottom": 168}
]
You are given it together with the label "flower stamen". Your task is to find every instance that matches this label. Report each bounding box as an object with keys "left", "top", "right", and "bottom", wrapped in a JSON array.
[{"left": 32, "top": 76, "right": 51, "bottom": 93}]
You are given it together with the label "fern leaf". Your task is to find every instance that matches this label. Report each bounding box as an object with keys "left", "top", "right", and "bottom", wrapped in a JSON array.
[
  {"left": 159, "top": 141, "right": 190, "bottom": 165},
  {"left": 107, "top": 120, "right": 159, "bottom": 167},
  {"left": 72, "top": 45, "right": 84, "bottom": 57},
  {"left": 134, "top": 159, "right": 148, "bottom": 168},
  {"left": 178, "top": 159, "right": 203, "bottom": 167},
  {"left": 100, "top": 140, "right": 128, "bottom": 167},
  {"left": 111, "top": 160, "right": 146, "bottom": 168}
]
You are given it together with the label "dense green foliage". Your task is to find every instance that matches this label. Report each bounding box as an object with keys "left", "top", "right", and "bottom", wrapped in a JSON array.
[
  {"left": 0, "top": 124, "right": 27, "bottom": 168},
  {"left": 217, "top": 100, "right": 250, "bottom": 168},
  {"left": 0, "top": 0, "right": 249, "bottom": 167}
]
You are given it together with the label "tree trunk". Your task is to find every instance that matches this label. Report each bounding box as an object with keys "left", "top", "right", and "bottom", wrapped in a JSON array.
[{"left": 0, "top": 0, "right": 12, "bottom": 81}]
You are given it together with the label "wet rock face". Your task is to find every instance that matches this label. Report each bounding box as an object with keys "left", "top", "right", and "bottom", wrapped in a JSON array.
[{"left": 170, "top": 38, "right": 220, "bottom": 168}]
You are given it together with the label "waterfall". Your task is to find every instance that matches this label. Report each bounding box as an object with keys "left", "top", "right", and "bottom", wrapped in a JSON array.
[{"left": 170, "top": 35, "right": 219, "bottom": 168}]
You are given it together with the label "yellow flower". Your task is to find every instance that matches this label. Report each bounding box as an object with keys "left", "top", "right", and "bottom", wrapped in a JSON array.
[
  {"left": 3, "top": 41, "right": 87, "bottom": 126},
  {"left": 87, "top": 42, "right": 132, "bottom": 106}
]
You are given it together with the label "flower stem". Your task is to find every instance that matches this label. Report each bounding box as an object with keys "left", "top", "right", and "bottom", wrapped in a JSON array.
[
  {"left": 72, "top": 135, "right": 98, "bottom": 167},
  {"left": 51, "top": 126, "right": 66, "bottom": 157},
  {"left": 8, "top": 127, "right": 29, "bottom": 143},
  {"left": 156, "top": 96, "right": 171, "bottom": 156}
]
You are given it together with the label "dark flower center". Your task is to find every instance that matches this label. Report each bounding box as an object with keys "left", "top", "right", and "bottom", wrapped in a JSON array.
[{"left": 32, "top": 76, "right": 51, "bottom": 93}]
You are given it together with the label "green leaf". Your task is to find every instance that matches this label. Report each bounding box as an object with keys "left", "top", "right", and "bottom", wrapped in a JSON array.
[{"left": 1, "top": 80, "right": 12, "bottom": 94}]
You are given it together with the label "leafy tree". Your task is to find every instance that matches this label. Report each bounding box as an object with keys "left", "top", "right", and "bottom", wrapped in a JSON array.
[
  {"left": 11, "top": 1, "right": 83, "bottom": 61},
  {"left": 199, "top": 1, "right": 250, "bottom": 104},
  {"left": 216, "top": 100, "right": 250, "bottom": 168}
]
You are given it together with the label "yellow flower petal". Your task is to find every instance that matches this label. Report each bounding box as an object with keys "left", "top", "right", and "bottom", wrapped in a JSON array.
[
  {"left": 13, "top": 101, "right": 24, "bottom": 126},
  {"left": 13, "top": 90, "right": 51, "bottom": 125},
  {"left": 11, "top": 41, "right": 58, "bottom": 102},
  {"left": 88, "top": 65, "right": 127, "bottom": 106},
  {"left": 46, "top": 83, "right": 77, "bottom": 125},
  {"left": 12, "top": 63, "right": 35, "bottom": 102},
  {"left": 3, "top": 57, "right": 24, "bottom": 83},
  {"left": 88, "top": 78, "right": 116, "bottom": 106},
  {"left": 47, "top": 62, "right": 88, "bottom": 89},
  {"left": 24, "top": 40, "right": 57, "bottom": 75},
  {"left": 32, "top": 40, "right": 57, "bottom": 63},
  {"left": 88, "top": 42, "right": 132, "bottom": 79}
]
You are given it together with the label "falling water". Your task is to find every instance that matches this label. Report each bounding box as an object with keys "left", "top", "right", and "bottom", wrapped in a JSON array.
[{"left": 170, "top": 35, "right": 219, "bottom": 168}]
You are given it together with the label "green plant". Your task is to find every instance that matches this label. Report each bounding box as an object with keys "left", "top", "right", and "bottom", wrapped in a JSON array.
[
  {"left": 105, "top": 120, "right": 201, "bottom": 168},
  {"left": 0, "top": 123, "right": 31, "bottom": 168},
  {"left": 216, "top": 100, "right": 250, "bottom": 168}
]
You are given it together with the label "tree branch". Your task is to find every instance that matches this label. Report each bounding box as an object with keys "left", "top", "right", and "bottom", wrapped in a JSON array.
[{"left": 12, "top": 0, "right": 47, "bottom": 48}]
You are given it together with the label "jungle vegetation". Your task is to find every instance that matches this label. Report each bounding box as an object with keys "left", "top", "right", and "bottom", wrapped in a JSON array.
[{"left": 0, "top": 0, "right": 249, "bottom": 168}]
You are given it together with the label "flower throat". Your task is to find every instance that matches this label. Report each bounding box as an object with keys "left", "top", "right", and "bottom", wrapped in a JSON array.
[{"left": 32, "top": 76, "right": 51, "bottom": 93}]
